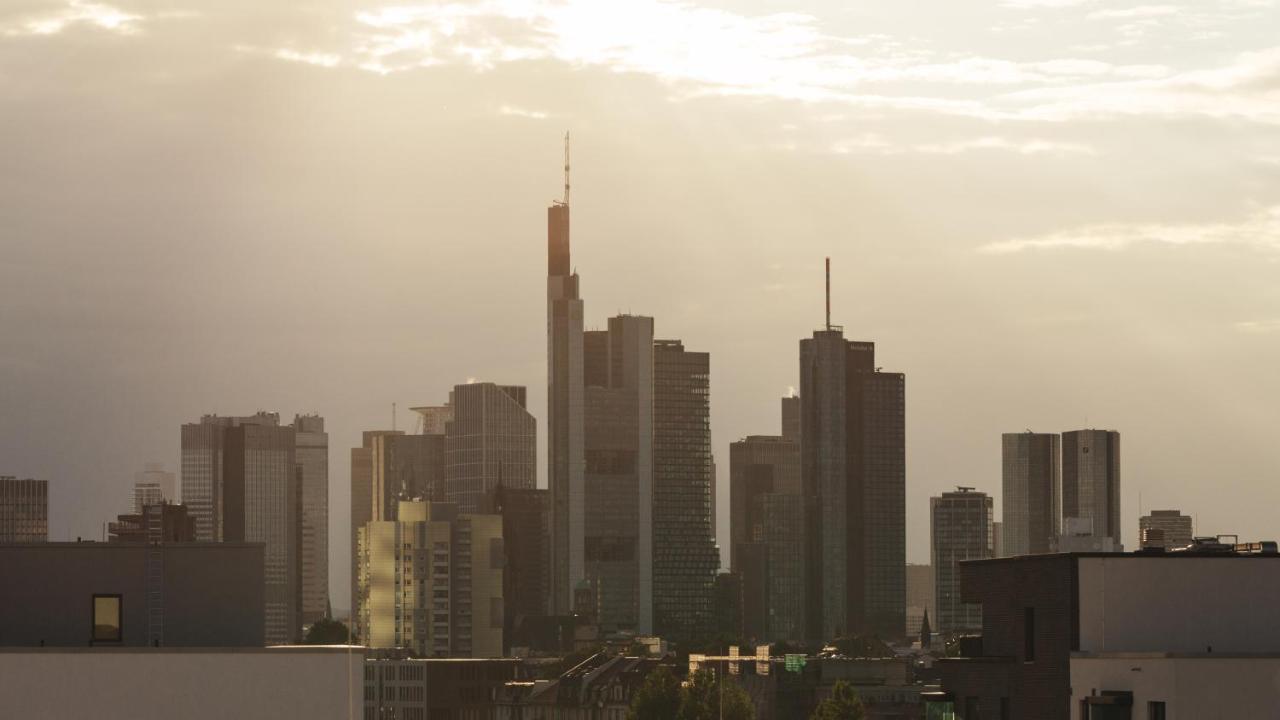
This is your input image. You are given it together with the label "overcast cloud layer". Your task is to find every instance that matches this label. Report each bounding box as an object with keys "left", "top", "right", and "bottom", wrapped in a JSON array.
[{"left": 2, "top": 0, "right": 1279, "bottom": 611}]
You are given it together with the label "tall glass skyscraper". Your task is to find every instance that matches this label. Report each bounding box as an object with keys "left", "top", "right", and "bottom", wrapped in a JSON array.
[
  {"left": 1063, "top": 429, "right": 1121, "bottom": 550},
  {"left": 931, "top": 487, "right": 993, "bottom": 633},
  {"left": 1001, "top": 431, "right": 1061, "bottom": 556}
]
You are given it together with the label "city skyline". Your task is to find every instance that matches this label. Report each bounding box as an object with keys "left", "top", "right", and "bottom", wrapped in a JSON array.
[{"left": 6, "top": 0, "right": 1279, "bottom": 612}]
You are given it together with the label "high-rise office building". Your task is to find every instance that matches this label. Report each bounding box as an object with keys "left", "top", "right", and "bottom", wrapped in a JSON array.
[
  {"left": 729, "top": 433, "right": 801, "bottom": 568},
  {"left": 547, "top": 154, "right": 585, "bottom": 617},
  {"left": 583, "top": 314, "right": 654, "bottom": 633},
  {"left": 905, "top": 563, "right": 934, "bottom": 638},
  {"left": 356, "top": 500, "right": 503, "bottom": 658},
  {"left": 350, "top": 429, "right": 447, "bottom": 615},
  {"left": 651, "top": 339, "right": 719, "bottom": 643},
  {"left": 930, "top": 487, "right": 993, "bottom": 634},
  {"left": 181, "top": 413, "right": 301, "bottom": 644},
  {"left": 0, "top": 477, "right": 47, "bottom": 543},
  {"left": 108, "top": 502, "right": 196, "bottom": 543},
  {"left": 443, "top": 383, "right": 536, "bottom": 513},
  {"left": 800, "top": 322, "right": 906, "bottom": 642},
  {"left": 132, "top": 462, "right": 176, "bottom": 513},
  {"left": 1062, "top": 429, "right": 1121, "bottom": 550},
  {"left": 486, "top": 485, "right": 549, "bottom": 654},
  {"left": 781, "top": 395, "right": 801, "bottom": 444},
  {"left": 1001, "top": 432, "right": 1061, "bottom": 556},
  {"left": 1140, "top": 509, "right": 1193, "bottom": 550},
  {"left": 293, "top": 414, "right": 329, "bottom": 625}
]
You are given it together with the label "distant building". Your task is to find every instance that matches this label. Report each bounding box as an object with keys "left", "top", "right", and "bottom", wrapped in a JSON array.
[
  {"left": 1140, "top": 509, "right": 1193, "bottom": 550},
  {"left": 0, "top": 542, "right": 263, "bottom": 647},
  {"left": 486, "top": 485, "right": 550, "bottom": 654},
  {"left": 293, "top": 414, "right": 329, "bottom": 626},
  {"left": 1001, "top": 432, "right": 1061, "bottom": 556},
  {"left": 181, "top": 412, "right": 300, "bottom": 644},
  {"left": 930, "top": 488, "right": 993, "bottom": 634},
  {"left": 713, "top": 571, "right": 745, "bottom": 641},
  {"left": 356, "top": 500, "right": 503, "bottom": 658},
  {"left": 1056, "top": 516, "right": 1122, "bottom": 553},
  {"left": 905, "top": 563, "right": 934, "bottom": 638},
  {"left": 0, "top": 646, "right": 362, "bottom": 720},
  {"left": 991, "top": 521, "right": 1003, "bottom": 559},
  {"left": 651, "top": 339, "right": 720, "bottom": 643},
  {"left": 108, "top": 502, "right": 196, "bottom": 543},
  {"left": 131, "top": 462, "right": 175, "bottom": 513},
  {"left": 1062, "top": 429, "right": 1121, "bottom": 551},
  {"left": 443, "top": 383, "right": 536, "bottom": 513},
  {"left": 932, "top": 546, "right": 1280, "bottom": 720},
  {"left": 800, "top": 326, "right": 906, "bottom": 641},
  {"left": 496, "top": 654, "right": 662, "bottom": 720},
  {"left": 0, "top": 476, "right": 47, "bottom": 543}
]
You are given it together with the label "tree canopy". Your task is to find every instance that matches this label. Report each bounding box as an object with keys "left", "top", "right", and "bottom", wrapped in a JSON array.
[
  {"left": 629, "top": 666, "right": 755, "bottom": 720},
  {"left": 810, "top": 680, "right": 866, "bottom": 720},
  {"left": 303, "top": 617, "right": 354, "bottom": 645}
]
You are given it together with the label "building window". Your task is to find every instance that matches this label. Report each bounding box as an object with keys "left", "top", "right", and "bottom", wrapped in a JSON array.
[
  {"left": 92, "top": 594, "right": 122, "bottom": 643},
  {"left": 1023, "top": 607, "right": 1035, "bottom": 662},
  {"left": 1148, "top": 701, "right": 1166, "bottom": 720}
]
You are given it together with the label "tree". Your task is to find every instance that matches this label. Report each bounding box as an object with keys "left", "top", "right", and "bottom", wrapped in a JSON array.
[
  {"left": 629, "top": 666, "right": 682, "bottom": 720},
  {"left": 810, "top": 680, "right": 865, "bottom": 720},
  {"left": 303, "top": 617, "right": 355, "bottom": 645},
  {"left": 679, "top": 668, "right": 755, "bottom": 720}
]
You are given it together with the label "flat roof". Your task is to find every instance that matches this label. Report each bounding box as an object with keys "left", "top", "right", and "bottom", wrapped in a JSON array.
[
  {"left": 0, "top": 646, "right": 366, "bottom": 655},
  {"left": 963, "top": 551, "right": 1280, "bottom": 565},
  {"left": 1073, "top": 652, "right": 1280, "bottom": 660}
]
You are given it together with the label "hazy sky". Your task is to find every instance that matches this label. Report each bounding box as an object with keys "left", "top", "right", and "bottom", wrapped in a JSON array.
[{"left": 3, "top": 0, "right": 1279, "bottom": 610}]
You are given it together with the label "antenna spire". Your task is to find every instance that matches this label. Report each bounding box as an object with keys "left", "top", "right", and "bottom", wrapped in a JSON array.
[
  {"left": 825, "top": 257, "right": 831, "bottom": 331},
  {"left": 564, "top": 131, "right": 571, "bottom": 206}
]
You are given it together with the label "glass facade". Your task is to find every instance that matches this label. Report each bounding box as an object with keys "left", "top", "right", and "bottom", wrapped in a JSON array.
[
  {"left": 0, "top": 476, "right": 47, "bottom": 543},
  {"left": 1001, "top": 432, "right": 1061, "bottom": 556},
  {"left": 930, "top": 488, "right": 993, "bottom": 633},
  {"left": 444, "top": 383, "right": 536, "bottom": 513}
]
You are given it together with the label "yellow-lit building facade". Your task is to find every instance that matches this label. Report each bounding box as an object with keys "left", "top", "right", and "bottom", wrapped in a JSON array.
[{"left": 357, "top": 500, "right": 503, "bottom": 658}]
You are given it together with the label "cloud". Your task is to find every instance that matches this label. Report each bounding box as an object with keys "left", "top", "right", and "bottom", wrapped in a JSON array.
[
  {"left": 1087, "top": 5, "right": 1179, "bottom": 20},
  {"left": 1235, "top": 319, "right": 1280, "bottom": 334},
  {"left": 832, "top": 134, "right": 1094, "bottom": 156},
  {"left": 498, "top": 104, "right": 549, "bottom": 119},
  {"left": 980, "top": 206, "right": 1280, "bottom": 253},
  {"left": 1, "top": 0, "right": 141, "bottom": 37}
]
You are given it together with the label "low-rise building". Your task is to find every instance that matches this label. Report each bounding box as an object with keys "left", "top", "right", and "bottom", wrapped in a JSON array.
[
  {"left": 495, "top": 653, "right": 663, "bottom": 720},
  {"left": 364, "top": 652, "right": 520, "bottom": 720},
  {"left": 108, "top": 502, "right": 196, "bottom": 543}
]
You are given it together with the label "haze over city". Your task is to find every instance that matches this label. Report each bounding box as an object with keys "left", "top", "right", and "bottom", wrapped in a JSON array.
[{"left": 4, "top": 0, "right": 1280, "bottom": 615}]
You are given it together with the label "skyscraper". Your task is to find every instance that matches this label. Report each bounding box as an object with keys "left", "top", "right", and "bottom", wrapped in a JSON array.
[
  {"left": 131, "top": 462, "right": 175, "bottom": 513},
  {"left": 1062, "top": 429, "right": 1121, "bottom": 551},
  {"left": 443, "top": 383, "right": 536, "bottom": 513},
  {"left": 1001, "top": 432, "right": 1061, "bottom": 556},
  {"left": 800, "top": 318, "right": 906, "bottom": 641},
  {"left": 547, "top": 141, "right": 585, "bottom": 616},
  {"left": 486, "top": 485, "right": 550, "bottom": 654},
  {"left": 1140, "top": 509, "right": 1193, "bottom": 550},
  {"left": 293, "top": 414, "right": 329, "bottom": 625},
  {"left": 181, "top": 412, "right": 301, "bottom": 644},
  {"left": 930, "top": 487, "right": 993, "bottom": 634},
  {"left": 652, "top": 339, "right": 719, "bottom": 643},
  {"left": 0, "top": 476, "right": 47, "bottom": 543}
]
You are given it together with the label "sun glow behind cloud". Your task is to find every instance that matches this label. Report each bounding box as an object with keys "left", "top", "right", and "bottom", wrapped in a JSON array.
[{"left": 2, "top": 0, "right": 142, "bottom": 36}]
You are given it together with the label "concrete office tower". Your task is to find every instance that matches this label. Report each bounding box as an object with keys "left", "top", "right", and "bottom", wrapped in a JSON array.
[
  {"left": 547, "top": 155, "right": 585, "bottom": 616},
  {"left": 992, "top": 521, "right": 1004, "bottom": 559},
  {"left": 350, "top": 430, "right": 447, "bottom": 616},
  {"left": 181, "top": 412, "right": 300, "bottom": 644},
  {"left": 930, "top": 487, "right": 994, "bottom": 634},
  {"left": 800, "top": 324, "right": 906, "bottom": 642},
  {"left": 132, "top": 463, "right": 176, "bottom": 513},
  {"left": 293, "top": 414, "right": 329, "bottom": 625},
  {"left": 651, "top": 340, "right": 720, "bottom": 643},
  {"left": 1063, "top": 429, "right": 1121, "bottom": 551},
  {"left": 486, "top": 486, "right": 550, "bottom": 654},
  {"left": 1001, "top": 432, "right": 1061, "bottom": 556},
  {"left": 781, "top": 394, "right": 801, "bottom": 443},
  {"left": 443, "top": 383, "right": 537, "bottom": 513},
  {"left": 905, "top": 563, "right": 934, "bottom": 638},
  {"left": 1140, "top": 509, "right": 1193, "bottom": 550},
  {"left": 356, "top": 500, "right": 503, "bottom": 658},
  {"left": 0, "top": 477, "right": 47, "bottom": 543},
  {"left": 582, "top": 314, "right": 655, "bottom": 633}
]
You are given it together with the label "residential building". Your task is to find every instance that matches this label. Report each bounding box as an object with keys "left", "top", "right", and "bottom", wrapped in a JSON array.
[
  {"left": 486, "top": 485, "right": 550, "bottom": 654},
  {"left": 181, "top": 412, "right": 300, "bottom": 644},
  {"left": 1001, "top": 432, "right": 1061, "bottom": 556},
  {"left": 107, "top": 502, "right": 196, "bottom": 543},
  {"left": 0, "top": 542, "right": 263, "bottom": 647},
  {"left": 366, "top": 653, "right": 520, "bottom": 720},
  {"left": 293, "top": 413, "right": 329, "bottom": 625},
  {"left": 131, "top": 462, "right": 175, "bottom": 513},
  {"left": 1062, "top": 429, "right": 1121, "bottom": 551},
  {"left": 0, "top": 647, "right": 363, "bottom": 720},
  {"left": 0, "top": 476, "right": 47, "bottom": 543},
  {"left": 800, "top": 324, "right": 906, "bottom": 641},
  {"left": 356, "top": 500, "right": 503, "bottom": 658},
  {"left": 930, "top": 488, "right": 993, "bottom": 634},
  {"left": 652, "top": 339, "right": 720, "bottom": 643},
  {"left": 1139, "top": 509, "right": 1193, "bottom": 550},
  {"left": 932, "top": 544, "right": 1280, "bottom": 720},
  {"left": 443, "top": 382, "right": 537, "bottom": 513}
]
